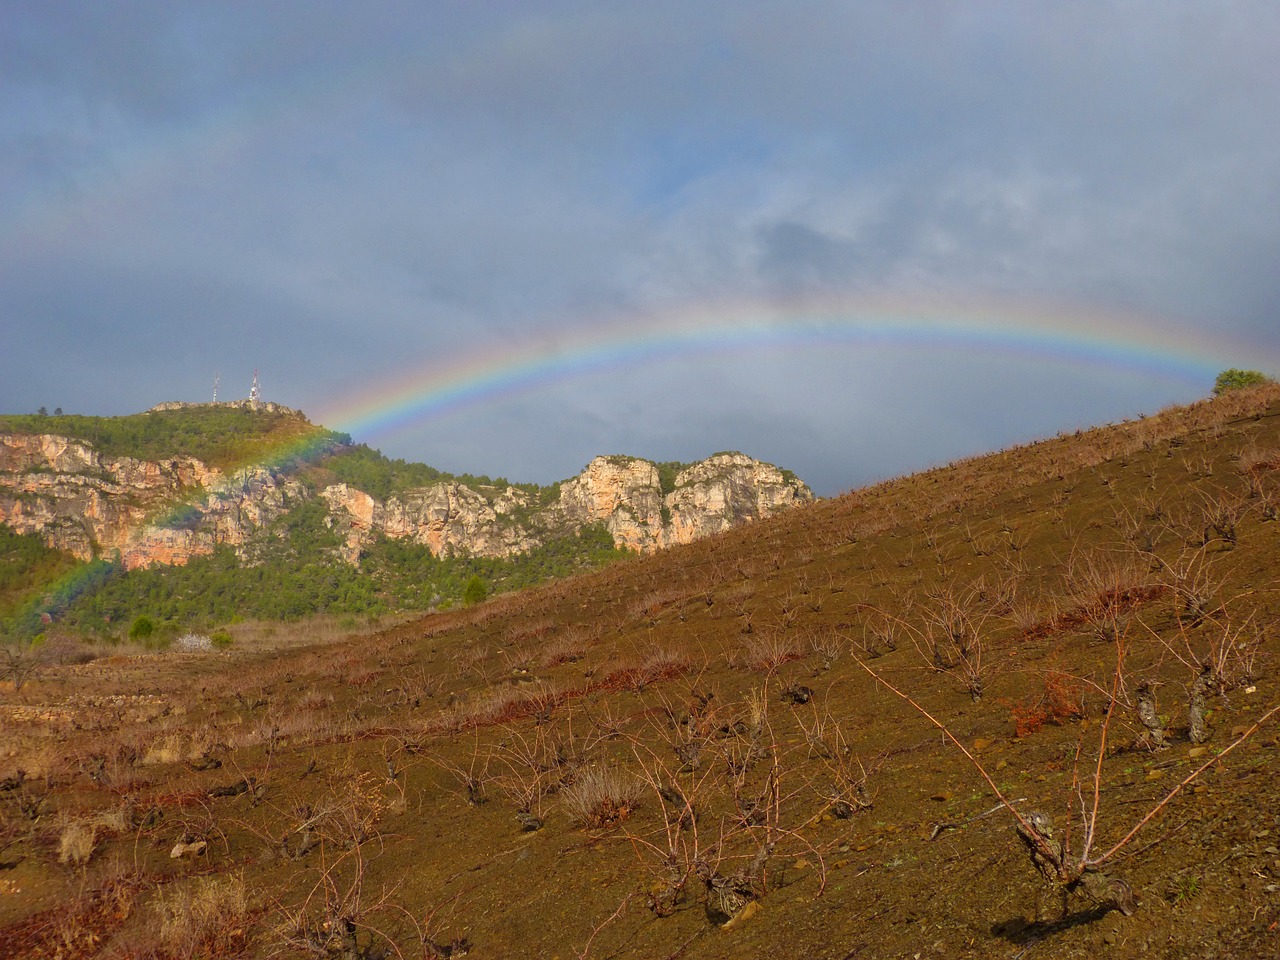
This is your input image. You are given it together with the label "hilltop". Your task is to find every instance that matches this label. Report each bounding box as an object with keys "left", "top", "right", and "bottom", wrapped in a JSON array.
[{"left": 1, "top": 383, "right": 1279, "bottom": 959}]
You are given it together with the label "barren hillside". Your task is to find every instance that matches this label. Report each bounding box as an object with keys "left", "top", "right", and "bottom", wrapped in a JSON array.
[{"left": 2, "top": 384, "right": 1279, "bottom": 959}]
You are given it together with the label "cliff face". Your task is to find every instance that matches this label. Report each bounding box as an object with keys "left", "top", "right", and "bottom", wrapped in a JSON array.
[
  {"left": 665, "top": 452, "right": 811, "bottom": 546},
  {"left": 0, "top": 434, "right": 303, "bottom": 569},
  {"left": 555, "top": 457, "right": 666, "bottom": 552},
  {"left": 1, "top": 431, "right": 812, "bottom": 567},
  {"left": 320, "top": 482, "right": 536, "bottom": 562},
  {"left": 547, "top": 453, "right": 811, "bottom": 550}
]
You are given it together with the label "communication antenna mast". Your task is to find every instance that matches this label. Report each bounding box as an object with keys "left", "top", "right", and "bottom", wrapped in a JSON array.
[
  {"left": 249, "top": 370, "right": 261, "bottom": 408},
  {"left": 212, "top": 372, "right": 220, "bottom": 404}
]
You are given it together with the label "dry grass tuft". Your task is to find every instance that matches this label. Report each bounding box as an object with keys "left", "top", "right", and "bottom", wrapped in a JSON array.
[
  {"left": 58, "top": 819, "right": 97, "bottom": 866},
  {"left": 155, "top": 872, "right": 250, "bottom": 959},
  {"left": 562, "top": 766, "right": 643, "bottom": 829}
]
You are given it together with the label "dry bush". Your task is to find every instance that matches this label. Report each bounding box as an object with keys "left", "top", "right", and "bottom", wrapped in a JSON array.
[
  {"left": 1065, "top": 547, "right": 1156, "bottom": 644},
  {"left": 37, "top": 869, "right": 142, "bottom": 958},
  {"left": 1006, "top": 594, "right": 1055, "bottom": 635},
  {"left": 796, "top": 707, "right": 875, "bottom": 818},
  {"left": 1153, "top": 546, "right": 1228, "bottom": 626},
  {"left": 1009, "top": 670, "right": 1085, "bottom": 738},
  {"left": 426, "top": 732, "right": 493, "bottom": 807},
  {"left": 857, "top": 648, "right": 1280, "bottom": 921},
  {"left": 316, "top": 769, "right": 392, "bottom": 846},
  {"left": 140, "top": 734, "right": 187, "bottom": 767},
  {"left": 911, "top": 582, "right": 1000, "bottom": 701},
  {"left": 539, "top": 628, "right": 590, "bottom": 667},
  {"left": 58, "top": 819, "right": 97, "bottom": 866},
  {"left": 390, "top": 665, "right": 441, "bottom": 707},
  {"left": 140, "top": 729, "right": 215, "bottom": 767},
  {"left": 154, "top": 873, "right": 250, "bottom": 959},
  {"left": 1145, "top": 602, "right": 1265, "bottom": 700},
  {"left": 276, "top": 760, "right": 399, "bottom": 863},
  {"left": 808, "top": 631, "right": 845, "bottom": 671},
  {"left": 276, "top": 843, "right": 401, "bottom": 960},
  {"left": 720, "top": 580, "right": 757, "bottom": 613},
  {"left": 628, "top": 586, "right": 691, "bottom": 623},
  {"left": 506, "top": 618, "right": 556, "bottom": 645},
  {"left": 432, "top": 680, "right": 560, "bottom": 734},
  {"left": 489, "top": 720, "right": 585, "bottom": 822},
  {"left": 499, "top": 644, "right": 536, "bottom": 677},
  {"left": 740, "top": 629, "right": 804, "bottom": 673},
  {"left": 562, "top": 765, "right": 643, "bottom": 829},
  {"left": 450, "top": 642, "right": 492, "bottom": 681},
  {"left": 1237, "top": 445, "right": 1280, "bottom": 497},
  {"left": 854, "top": 608, "right": 901, "bottom": 658},
  {"left": 595, "top": 647, "right": 691, "bottom": 693},
  {"left": 1195, "top": 488, "right": 1249, "bottom": 547},
  {"left": 297, "top": 686, "right": 336, "bottom": 711},
  {"left": 620, "top": 686, "right": 829, "bottom": 924},
  {"left": 1, "top": 639, "right": 48, "bottom": 691}
]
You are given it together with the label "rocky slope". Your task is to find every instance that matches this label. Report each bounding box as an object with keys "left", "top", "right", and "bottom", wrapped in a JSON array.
[{"left": 1, "top": 427, "right": 812, "bottom": 568}]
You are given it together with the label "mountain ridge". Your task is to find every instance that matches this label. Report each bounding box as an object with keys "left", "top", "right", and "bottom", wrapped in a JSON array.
[{"left": 0, "top": 405, "right": 812, "bottom": 570}]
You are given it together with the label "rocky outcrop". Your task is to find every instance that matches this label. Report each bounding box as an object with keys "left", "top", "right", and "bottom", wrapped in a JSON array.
[
  {"left": 0, "top": 433, "right": 303, "bottom": 568},
  {"left": 148, "top": 400, "right": 306, "bottom": 418},
  {"left": 2, "top": 428, "right": 813, "bottom": 569},
  {"left": 665, "top": 453, "right": 810, "bottom": 545},
  {"left": 555, "top": 457, "right": 665, "bottom": 552},
  {"left": 547, "top": 452, "right": 812, "bottom": 550},
  {"left": 319, "top": 453, "right": 812, "bottom": 558},
  {"left": 321, "top": 482, "right": 537, "bottom": 562}
]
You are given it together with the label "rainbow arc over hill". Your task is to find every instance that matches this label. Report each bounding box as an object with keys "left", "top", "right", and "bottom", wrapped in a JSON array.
[
  {"left": 315, "top": 294, "right": 1257, "bottom": 443},
  {"left": 13, "top": 294, "right": 1276, "bottom": 631}
]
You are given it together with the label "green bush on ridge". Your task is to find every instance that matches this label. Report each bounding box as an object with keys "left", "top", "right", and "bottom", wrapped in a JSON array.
[{"left": 1213, "top": 369, "right": 1273, "bottom": 395}]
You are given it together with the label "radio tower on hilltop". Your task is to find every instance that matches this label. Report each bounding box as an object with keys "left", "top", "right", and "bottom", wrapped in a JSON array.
[
  {"left": 249, "top": 370, "right": 261, "bottom": 409},
  {"left": 212, "top": 372, "right": 220, "bottom": 404}
]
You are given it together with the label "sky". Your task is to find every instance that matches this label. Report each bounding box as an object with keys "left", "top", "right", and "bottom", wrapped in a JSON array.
[{"left": 3, "top": 2, "right": 1279, "bottom": 496}]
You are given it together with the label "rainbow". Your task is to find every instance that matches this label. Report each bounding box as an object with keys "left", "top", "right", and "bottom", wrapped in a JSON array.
[{"left": 314, "top": 292, "right": 1269, "bottom": 445}]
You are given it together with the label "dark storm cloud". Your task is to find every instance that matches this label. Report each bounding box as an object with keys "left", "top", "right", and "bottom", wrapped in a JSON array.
[{"left": 3, "top": 2, "right": 1279, "bottom": 494}]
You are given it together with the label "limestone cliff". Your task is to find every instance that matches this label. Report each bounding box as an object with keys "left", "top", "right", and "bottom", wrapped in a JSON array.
[
  {"left": 0, "top": 433, "right": 304, "bottom": 569},
  {"left": 664, "top": 452, "right": 811, "bottom": 545},
  {"left": 1, "top": 428, "right": 812, "bottom": 568},
  {"left": 555, "top": 457, "right": 666, "bottom": 552},
  {"left": 320, "top": 482, "right": 536, "bottom": 562},
  {"left": 319, "top": 452, "right": 812, "bottom": 558}
]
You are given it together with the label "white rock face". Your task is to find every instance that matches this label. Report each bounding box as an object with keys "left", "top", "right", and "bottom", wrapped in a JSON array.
[
  {"left": 0, "top": 433, "right": 304, "bottom": 568},
  {"left": 555, "top": 457, "right": 665, "bottom": 552},
  {"left": 322, "top": 482, "right": 535, "bottom": 561},
  {"left": 665, "top": 453, "right": 811, "bottom": 546}
]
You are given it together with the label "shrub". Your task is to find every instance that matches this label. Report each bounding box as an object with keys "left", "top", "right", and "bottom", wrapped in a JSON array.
[
  {"left": 1010, "top": 701, "right": 1048, "bottom": 738},
  {"left": 1010, "top": 671, "right": 1083, "bottom": 737},
  {"left": 143, "top": 629, "right": 174, "bottom": 652},
  {"left": 562, "top": 766, "right": 642, "bottom": 829},
  {"left": 1213, "top": 369, "right": 1272, "bottom": 395},
  {"left": 210, "top": 631, "right": 234, "bottom": 650},
  {"left": 462, "top": 575, "right": 488, "bottom": 606},
  {"left": 741, "top": 629, "right": 803, "bottom": 672},
  {"left": 58, "top": 820, "right": 97, "bottom": 866},
  {"left": 1, "top": 634, "right": 47, "bottom": 691},
  {"left": 128, "top": 615, "right": 156, "bottom": 641},
  {"left": 155, "top": 873, "right": 250, "bottom": 958}
]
